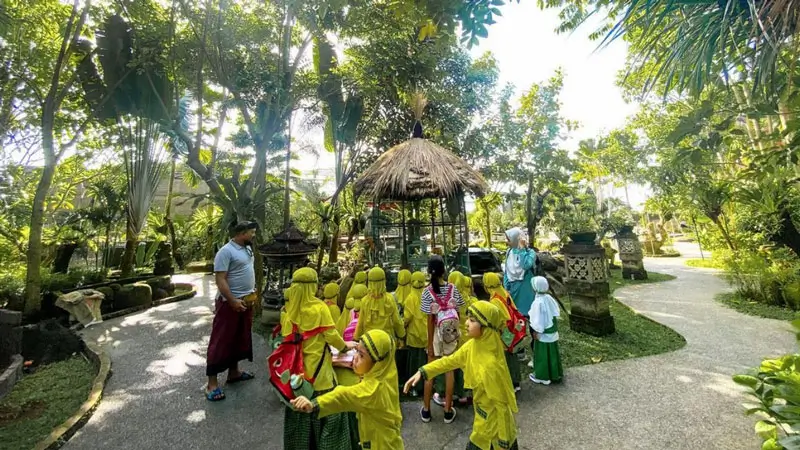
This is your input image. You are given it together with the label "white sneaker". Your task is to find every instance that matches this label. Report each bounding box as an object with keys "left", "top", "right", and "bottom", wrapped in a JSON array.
[
  {"left": 514, "top": 385, "right": 522, "bottom": 393},
  {"left": 443, "top": 407, "right": 457, "bottom": 424},
  {"left": 432, "top": 392, "right": 445, "bottom": 407},
  {"left": 529, "top": 374, "right": 551, "bottom": 385}
]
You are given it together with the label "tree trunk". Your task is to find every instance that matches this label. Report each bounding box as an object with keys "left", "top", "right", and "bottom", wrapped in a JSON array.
[
  {"left": 120, "top": 217, "right": 138, "bottom": 278},
  {"left": 525, "top": 179, "right": 535, "bottom": 239},
  {"left": 484, "top": 201, "right": 492, "bottom": 248},
  {"left": 282, "top": 137, "right": 292, "bottom": 230},
  {"left": 164, "top": 158, "right": 183, "bottom": 268},
  {"left": 24, "top": 156, "right": 57, "bottom": 315},
  {"left": 329, "top": 213, "right": 341, "bottom": 263},
  {"left": 710, "top": 215, "right": 736, "bottom": 251}
]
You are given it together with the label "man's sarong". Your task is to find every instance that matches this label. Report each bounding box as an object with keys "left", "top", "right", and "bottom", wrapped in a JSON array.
[{"left": 206, "top": 296, "right": 254, "bottom": 376}]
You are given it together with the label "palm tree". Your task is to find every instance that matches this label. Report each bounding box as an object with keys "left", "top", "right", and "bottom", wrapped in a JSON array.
[{"left": 119, "top": 119, "right": 170, "bottom": 277}]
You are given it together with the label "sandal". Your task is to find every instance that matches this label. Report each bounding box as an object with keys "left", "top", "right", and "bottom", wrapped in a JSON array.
[
  {"left": 227, "top": 371, "right": 255, "bottom": 384},
  {"left": 205, "top": 387, "right": 226, "bottom": 402}
]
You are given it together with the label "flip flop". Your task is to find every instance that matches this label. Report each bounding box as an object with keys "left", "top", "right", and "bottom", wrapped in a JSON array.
[
  {"left": 205, "top": 387, "right": 225, "bottom": 401},
  {"left": 227, "top": 371, "right": 255, "bottom": 384}
]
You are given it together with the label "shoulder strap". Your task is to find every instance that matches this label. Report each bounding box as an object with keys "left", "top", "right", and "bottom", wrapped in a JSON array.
[{"left": 310, "top": 344, "right": 330, "bottom": 382}]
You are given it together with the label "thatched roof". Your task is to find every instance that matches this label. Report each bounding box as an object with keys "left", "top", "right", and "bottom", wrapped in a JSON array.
[{"left": 353, "top": 137, "right": 489, "bottom": 201}]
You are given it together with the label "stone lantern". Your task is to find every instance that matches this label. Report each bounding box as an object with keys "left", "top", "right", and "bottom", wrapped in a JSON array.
[
  {"left": 561, "top": 240, "right": 615, "bottom": 336},
  {"left": 258, "top": 222, "right": 318, "bottom": 325},
  {"left": 615, "top": 225, "right": 647, "bottom": 280}
]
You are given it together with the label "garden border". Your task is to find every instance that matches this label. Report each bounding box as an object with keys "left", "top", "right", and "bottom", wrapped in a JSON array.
[
  {"left": 69, "top": 282, "right": 197, "bottom": 332},
  {"left": 32, "top": 339, "right": 111, "bottom": 450}
]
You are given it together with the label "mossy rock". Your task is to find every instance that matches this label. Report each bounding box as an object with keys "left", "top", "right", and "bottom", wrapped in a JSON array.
[
  {"left": 145, "top": 276, "right": 172, "bottom": 293},
  {"left": 110, "top": 283, "right": 122, "bottom": 292},
  {"left": 114, "top": 283, "right": 153, "bottom": 310},
  {"left": 153, "top": 288, "right": 169, "bottom": 301},
  {"left": 186, "top": 261, "right": 214, "bottom": 273},
  {"left": 97, "top": 286, "right": 114, "bottom": 302}
]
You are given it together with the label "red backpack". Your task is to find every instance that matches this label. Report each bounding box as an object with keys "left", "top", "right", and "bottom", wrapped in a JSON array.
[
  {"left": 267, "top": 323, "right": 332, "bottom": 405},
  {"left": 494, "top": 294, "right": 527, "bottom": 352}
]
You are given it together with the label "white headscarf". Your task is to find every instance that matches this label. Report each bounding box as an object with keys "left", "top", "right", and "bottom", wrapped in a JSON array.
[
  {"left": 504, "top": 227, "right": 525, "bottom": 281},
  {"left": 529, "top": 276, "right": 560, "bottom": 333}
]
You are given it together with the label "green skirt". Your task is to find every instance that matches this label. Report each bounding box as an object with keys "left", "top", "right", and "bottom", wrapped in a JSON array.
[
  {"left": 466, "top": 439, "right": 519, "bottom": 450},
  {"left": 533, "top": 340, "right": 563, "bottom": 383},
  {"left": 404, "top": 347, "right": 427, "bottom": 396},
  {"left": 504, "top": 351, "right": 521, "bottom": 387},
  {"left": 396, "top": 347, "right": 410, "bottom": 386},
  {"left": 283, "top": 388, "right": 357, "bottom": 450}
]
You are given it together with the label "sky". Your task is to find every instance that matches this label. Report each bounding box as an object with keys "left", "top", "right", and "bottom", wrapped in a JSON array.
[{"left": 296, "top": 3, "right": 648, "bottom": 208}]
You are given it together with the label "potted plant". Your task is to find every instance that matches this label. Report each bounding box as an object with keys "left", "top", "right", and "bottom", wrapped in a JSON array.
[{"left": 562, "top": 195, "right": 599, "bottom": 244}]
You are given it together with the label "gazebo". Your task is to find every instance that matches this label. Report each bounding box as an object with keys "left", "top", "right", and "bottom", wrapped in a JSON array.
[{"left": 353, "top": 95, "right": 488, "bottom": 275}]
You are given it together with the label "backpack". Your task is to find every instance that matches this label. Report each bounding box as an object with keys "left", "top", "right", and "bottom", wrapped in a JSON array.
[
  {"left": 267, "top": 323, "right": 332, "bottom": 406},
  {"left": 496, "top": 295, "right": 527, "bottom": 351},
  {"left": 343, "top": 310, "right": 359, "bottom": 342},
  {"left": 428, "top": 285, "right": 460, "bottom": 344}
]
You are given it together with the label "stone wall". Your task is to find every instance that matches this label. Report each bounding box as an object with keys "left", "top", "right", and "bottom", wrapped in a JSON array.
[{"left": 0, "top": 309, "right": 23, "bottom": 399}]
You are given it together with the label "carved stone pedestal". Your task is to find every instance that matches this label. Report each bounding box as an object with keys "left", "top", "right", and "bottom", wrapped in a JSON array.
[
  {"left": 562, "top": 242, "right": 615, "bottom": 336},
  {"left": 615, "top": 226, "right": 648, "bottom": 281}
]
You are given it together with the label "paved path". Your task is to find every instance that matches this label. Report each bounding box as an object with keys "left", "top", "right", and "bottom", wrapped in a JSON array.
[{"left": 66, "top": 251, "right": 796, "bottom": 450}]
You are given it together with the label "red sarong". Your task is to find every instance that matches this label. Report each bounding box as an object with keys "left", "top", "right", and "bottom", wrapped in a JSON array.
[{"left": 206, "top": 296, "right": 254, "bottom": 376}]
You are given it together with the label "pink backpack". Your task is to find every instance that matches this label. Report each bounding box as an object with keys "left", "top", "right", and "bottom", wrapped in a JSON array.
[
  {"left": 343, "top": 310, "right": 359, "bottom": 341},
  {"left": 428, "top": 285, "right": 459, "bottom": 344}
]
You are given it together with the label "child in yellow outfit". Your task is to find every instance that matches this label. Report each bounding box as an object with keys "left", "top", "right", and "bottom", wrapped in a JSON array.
[
  {"left": 292, "top": 329, "right": 405, "bottom": 450},
  {"left": 322, "top": 282, "right": 342, "bottom": 324},
  {"left": 355, "top": 267, "right": 406, "bottom": 341},
  {"left": 393, "top": 269, "right": 412, "bottom": 317},
  {"left": 345, "top": 271, "right": 367, "bottom": 302},
  {"left": 405, "top": 301, "right": 519, "bottom": 450},
  {"left": 281, "top": 268, "right": 356, "bottom": 450},
  {"left": 337, "top": 284, "right": 367, "bottom": 342},
  {"left": 402, "top": 271, "right": 428, "bottom": 396},
  {"left": 483, "top": 272, "right": 522, "bottom": 392}
]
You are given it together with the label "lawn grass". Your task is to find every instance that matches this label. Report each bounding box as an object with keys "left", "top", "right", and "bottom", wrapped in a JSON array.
[
  {"left": 686, "top": 258, "right": 725, "bottom": 269},
  {"left": 557, "top": 270, "right": 685, "bottom": 368},
  {"left": 0, "top": 355, "right": 95, "bottom": 450},
  {"left": 715, "top": 292, "right": 798, "bottom": 321}
]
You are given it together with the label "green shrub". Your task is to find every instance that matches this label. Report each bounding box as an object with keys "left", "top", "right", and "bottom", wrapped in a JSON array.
[
  {"left": 114, "top": 282, "right": 152, "bottom": 310},
  {"left": 733, "top": 320, "right": 800, "bottom": 449},
  {"left": 0, "top": 275, "right": 25, "bottom": 310},
  {"left": 721, "top": 248, "right": 800, "bottom": 310}
]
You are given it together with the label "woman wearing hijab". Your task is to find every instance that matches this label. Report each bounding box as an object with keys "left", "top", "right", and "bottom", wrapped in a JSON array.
[
  {"left": 483, "top": 272, "right": 522, "bottom": 393},
  {"left": 404, "top": 301, "right": 519, "bottom": 450},
  {"left": 503, "top": 227, "right": 536, "bottom": 318},
  {"left": 528, "top": 276, "right": 563, "bottom": 385},
  {"left": 355, "top": 267, "right": 406, "bottom": 341},
  {"left": 291, "top": 329, "right": 405, "bottom": 450},
  {"left": 323, "top": 282, "right": 342, "bottom": 324},
  {"left": 281, "top": 268, "right": 356, "bottom": 450}
]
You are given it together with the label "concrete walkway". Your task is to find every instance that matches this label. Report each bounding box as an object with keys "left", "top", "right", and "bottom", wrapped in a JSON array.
[{"left": 65, "top": 251, "right": 796, "bottom": 450}]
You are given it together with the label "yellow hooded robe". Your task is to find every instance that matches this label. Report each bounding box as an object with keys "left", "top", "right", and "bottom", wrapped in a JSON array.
[
  {"left": 403, "top": 271, "right": 428, "bottom": 349},
  {"left": 345, "top": 271, "right": 367, "bottom": 303},
  {"left": 393, "top": 269, "right": 412, "bottom": 313},
  {"left": 322, "top": 282, "right": 342, "bottom": 324},
  {"left": 355, "top": 267, "right": 405, "bottom": 340},
  {"left": 419, "top": 301, "right": 518, "bottom": 449},
  {"left": 314, "top": 329, "right": 404, "bottom": 450},
  {"left": 336, "top": 284, "right": 367, "bottom": 338},
  {"left": 282, "top": 268, "right": 347, "bottom": 392}
]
